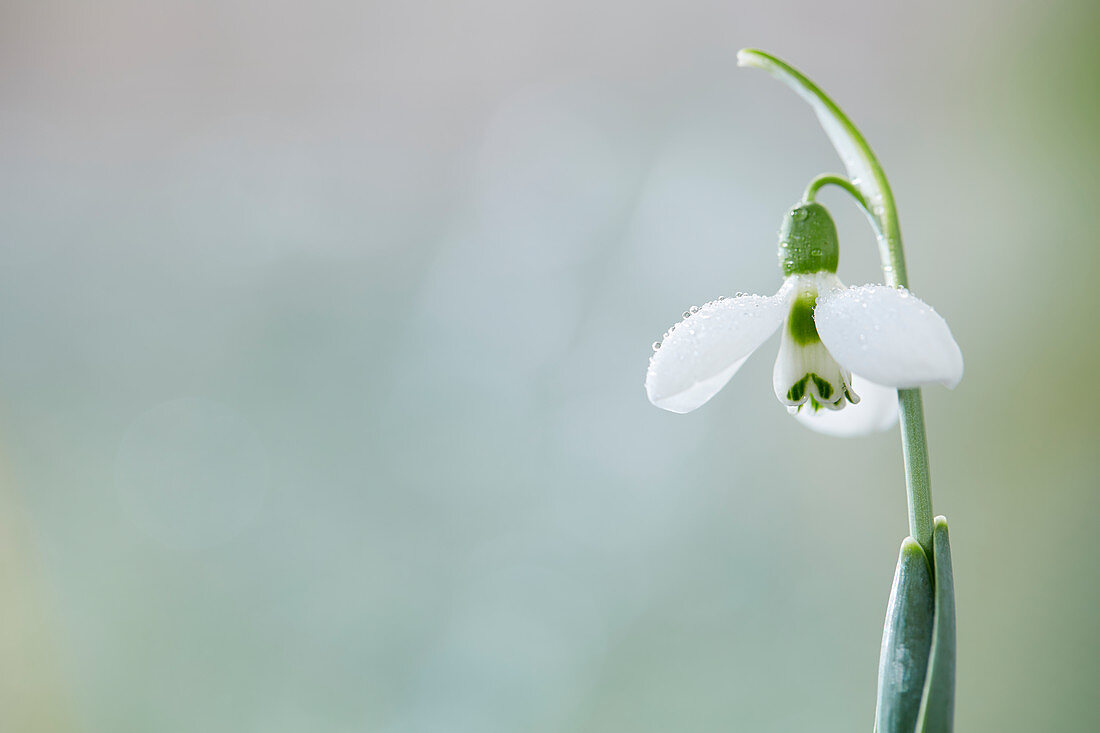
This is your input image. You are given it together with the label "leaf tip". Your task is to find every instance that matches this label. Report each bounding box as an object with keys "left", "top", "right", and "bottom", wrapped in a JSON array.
[{"left": 900, "top": 536, "right": 928, "bottom": 563}]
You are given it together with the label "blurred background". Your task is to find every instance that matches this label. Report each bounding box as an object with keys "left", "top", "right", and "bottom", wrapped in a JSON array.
[{"left": 1, "top": 0, "right": 1098, "bottom": 730}]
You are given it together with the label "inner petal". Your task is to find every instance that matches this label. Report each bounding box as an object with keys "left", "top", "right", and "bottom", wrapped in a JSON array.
[{"left": 773, "top": 279, "right": 858, "bottom": 413}]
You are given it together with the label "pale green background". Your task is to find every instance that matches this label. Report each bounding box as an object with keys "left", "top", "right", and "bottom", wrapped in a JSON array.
[{"left": 1, "top": 1, "right": 1097, "bottom": 730}]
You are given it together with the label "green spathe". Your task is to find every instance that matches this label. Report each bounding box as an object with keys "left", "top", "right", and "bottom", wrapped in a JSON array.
[{"left": 778, "top": 202, "right": 839, "bottom": 276}]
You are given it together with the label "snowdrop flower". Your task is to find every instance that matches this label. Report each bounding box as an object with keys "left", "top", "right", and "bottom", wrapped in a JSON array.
[{"left": 645, "top": 202, "right": 962, "bottom": 437}]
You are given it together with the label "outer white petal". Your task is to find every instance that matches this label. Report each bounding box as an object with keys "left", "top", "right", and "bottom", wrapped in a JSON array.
[
  {"left": 793, "top": 375, "right": 898, "bottom": 437},
  {"left": 814, "top": 285, "right": 964, "bottom": 389},
  {"left": 645, "top": 292, "right": 789, "bottom": 413}
]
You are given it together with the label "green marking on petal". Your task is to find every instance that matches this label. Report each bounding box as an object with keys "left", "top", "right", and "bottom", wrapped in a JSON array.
[
  {"left": 786, "top": 375, "right": 808, "bottom": 403},
  {"left": 788, "top": 291, "right": 822, "bottom": 345},
  {"left": 787, "top": 374, "right": 838, "bottom": 412},
  {"left": 790, "top": 376, "right": 807, "bottom": 403},
  {"left": 811, "top": 374, "right": 833, "bottom": 400}
]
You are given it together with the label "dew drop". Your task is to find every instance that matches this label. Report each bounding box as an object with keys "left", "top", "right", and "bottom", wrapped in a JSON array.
[{"left": 652, "top": 341, "right": 661, "bottom": 351}]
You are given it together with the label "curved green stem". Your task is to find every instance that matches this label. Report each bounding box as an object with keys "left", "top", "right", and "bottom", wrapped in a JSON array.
[
  {"left": 739, "top": 48, "right": 933, "bottom": 553},
  {"left": 803, "top": 173, "right": 867, "bottom": 208},
  {"left": 738, "top": 49, "right": 909, "bottom": 288}
]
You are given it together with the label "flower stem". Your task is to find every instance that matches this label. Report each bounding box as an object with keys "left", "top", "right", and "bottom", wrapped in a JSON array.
[
  {"left": 806, "top": 173, "right": 934, "bottom": 553},
  {"left": 859, "top": 186, "right": 935, "bottom": 556},
  {"left": 898, "top": 389, "right": 933, "bottom": 553},
  {"left": 737, "top": 48, "right": 935, "bottom": 553},
  {"left": 802, "top": 174, "right": 865, "bottom": 208}
]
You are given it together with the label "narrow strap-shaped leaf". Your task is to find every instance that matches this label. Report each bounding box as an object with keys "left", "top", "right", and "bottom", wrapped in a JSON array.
[
  {"left": 874, "top": 538, "right": 934, "bottom": 733},
  {"left": 737, "top": 48, "right": 907, "bottom": 289},
  {"left": 916, "top": 517, "right": 956, "bottom": 732}
]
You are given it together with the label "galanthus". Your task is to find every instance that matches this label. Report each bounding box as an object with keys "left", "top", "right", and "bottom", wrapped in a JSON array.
[
  {"left": 657, "top": 49, "right": 963, "bottom": 728},
  {"left": 644, "top": 201, "right": 962, "bottom": 437}
]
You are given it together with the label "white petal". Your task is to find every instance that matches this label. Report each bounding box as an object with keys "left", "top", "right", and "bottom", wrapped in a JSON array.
[
  {"left": 814, "top": 285, "right": 964, "bottom": 389},
  {"left": 794, "top": 375, "right": 899, "bottom": 437},
  {"left": 645, "top": 292, "right": 789, "bottom": 413}
]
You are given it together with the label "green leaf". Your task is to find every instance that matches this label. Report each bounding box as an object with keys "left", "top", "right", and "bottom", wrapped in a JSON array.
[
  {"left": 916, "top": 517, "right": 956, "bottom": 732},
  {"left": 874, "top": 538, "right": 934, "bottom": 733}
]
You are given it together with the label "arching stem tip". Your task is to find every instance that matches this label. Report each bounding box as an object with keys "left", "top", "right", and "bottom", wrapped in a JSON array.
[{"left": 736, "top": 48, "right": 769, "bottom": 68}]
